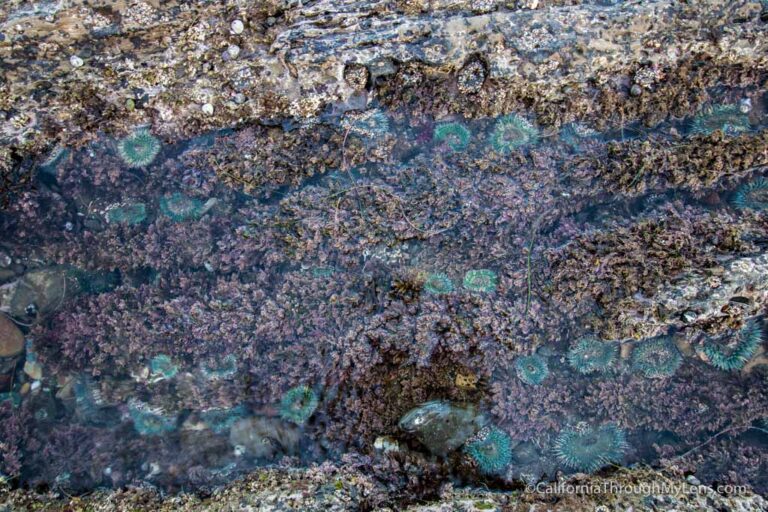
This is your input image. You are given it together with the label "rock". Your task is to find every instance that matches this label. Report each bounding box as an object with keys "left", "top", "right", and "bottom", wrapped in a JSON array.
[
  {"left": 0, "top": 313, "right": 23, "bottom": 358},
  {"left": 398, "top": 400, "right": 487, "bottom": 455},
  {"left": 23, "top": 360, "right": 42, "bottom": 381},
  {"left": 229, "top": 417, "right": 300, "bottom": 459},
  {"left": 230, "top": 19, "right": 244, "bottom": 34}
]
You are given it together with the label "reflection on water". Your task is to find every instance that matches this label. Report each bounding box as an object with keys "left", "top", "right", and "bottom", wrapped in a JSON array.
[{"left": 0, "top": 93, "right": 767, "bottom": 496}]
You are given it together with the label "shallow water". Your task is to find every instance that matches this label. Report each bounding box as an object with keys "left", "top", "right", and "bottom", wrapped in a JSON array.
[{"left": 1, "top": 90, "right": 767, "bottom": 497}]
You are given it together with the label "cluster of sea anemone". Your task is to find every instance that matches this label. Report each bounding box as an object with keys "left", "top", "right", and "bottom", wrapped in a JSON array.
[
  {"left": 514, "top": 354, "right": 549, "bottom": 386},
  {"left": 463, "top": 425, "right": 513, "bottom": 475},
  {"left": 554, "top": 422, "right": 628, "bottom": 473},
  {"left": 423, "top": 272, "right": 454, "bottom": 295},
  {"left": 701, "top": 319, "right": 763, "bottom": 371},
  {"left": 104, "top": 202, "right": 148, "bottom": 225},
  {"left": 159, "top": 192, "right": 208, "bottom": 222},
  {"left": 689, "top": 104, "right": 751, "bottom": 136},
  {"left": 463, "top": 269, "right": 498, "bottom": 293},
  {"left": 200, "top": 354, "right": 238, "bottom": 381},
  {"left": 344, "top": 109, "right": 390, "bottom": 140},
  {"left": 128, "top": 400, "right": 177, "bottom": 436},
  {"left": 567, "top": 337, "right": 619, "bottom": 375},
  {"left": 149, "top": 354, "right": 179, "bottom": 380},
  {"left": 279, "top": 385, "right": 319, "bottom": 425},
  {"left": 630, "top": 337, "right": 682, "bottom": 379},
  {"left": 117, "top": 129, "right": 162, "bottom": 168},
  {"left": 732, "top": 178, "right": 768, "bottom": 211},
  {"left": 433, "top": 122, "right": 471, "bottom": 152},
  {"left": 490, "top": 115, "right": 539, "bottom": 154},
  {"left": 199, "top": 405, "right": 248, "bottom": 434}
]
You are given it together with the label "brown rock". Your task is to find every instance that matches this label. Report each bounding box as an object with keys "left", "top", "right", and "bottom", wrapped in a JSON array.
[{"left": 0, "top": 313, "right": 23, "bottom": 358}]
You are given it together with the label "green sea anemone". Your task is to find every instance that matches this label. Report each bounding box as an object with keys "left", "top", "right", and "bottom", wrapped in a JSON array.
[
  {"left": 311, "top": 266, "right": 336, "bottom": 278},
  {"left": 515, "top": 354, "right": 549, "bottom": 386},
  {"left": 631, "top": 337, "right": 682, "bottom": 379},
  {"left": 732, "top": 178, "right": 768, "bottom": 211},
  {"left": 150, "top": 354, "right": 178, "bottom": 380},
  {"left": 39, "top": 144, "right": 70, "bottom": 172},
  {"left": 345, "top": 109, "right": 390, "bottom": 139},
  {"left": 105, "top": 202, "right": 147, "bottom": 225},
  {"left": 702, "top": 319, "right": 763, "bottom": 371},
  {"left": 463, "top": 425, "right": 513, "bottom": 475},
  {"left": 489, "top": 115, "right": 539, "bottom": 153},
  {"left": 279, "top": 385, "right": 319, "bottom": 425},
  {"left": 159, "top": 192, "right": 206, "bottom": 222},
  {"left": 433, "top": 122, "right": 471, "bottom": 151},
  {"left": 554, "top": 422, "right": 628, "bottom": 473},
  {"left": 128, "top": 401, "right": 177, "bottom": 436},
  {"left": 117, "top": 129, "right": 161, "bottom": 168},
  {"left": 559, "top": 122, "right": 598, "bottom": 149},
  {"left": 423, "top": 272, "right": 454, "bottom": 295},
  {"left": 689, "top": 104, "right": 750, "bottom": 136},
  {"left": 567, "top": 337, "right": 619, "bottom": 375},
  {"left": 200, "top": 405, "right": 247, "bottom": 434},
  {"left": 201, "top": 354, "right": 238, "bottom": 381},
  {"left": 463, "top": 269, "right": 497, "bottom": 293}
]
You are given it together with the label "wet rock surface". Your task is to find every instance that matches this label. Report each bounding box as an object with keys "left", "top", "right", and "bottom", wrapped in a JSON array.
[
  {"left": 0, "top": 0, "right": 767, "bottom": 510},
  {"left": 1, "top": 465, "right": 767, "bottom": 511}
]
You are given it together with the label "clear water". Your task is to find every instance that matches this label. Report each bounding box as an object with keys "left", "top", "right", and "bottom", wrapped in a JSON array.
[{"left": 1, "top": 90, "right": 767, "bottom": 497}]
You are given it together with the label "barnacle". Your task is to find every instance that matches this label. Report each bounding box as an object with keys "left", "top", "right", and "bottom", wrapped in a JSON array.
[
  {"left": 489, "top": 115, "right": 539, "bottom": 153},
  {"left": 463, "top": 425, "right": 513, "bottom": 475},
  {"left": 701, "top": 319, "right": 763, "bottom": 371},
  {"left": 433, "top": 122, "right": 471, "bottom": 152},
  {"left": 279, "top": 385, "right": 319, "bottom": 425},
  {"left": 514, "top": 354, "right": 549, "bottom": 386},
  {"left": 463, "top": 269, "right": 498, "bottom": 293},
  {"left": 631, "top": 337, "right": 682, "bottom": 379},
  {"left": 457, "top": 60, "right": 486, "bottom": 94},
  {"left": 732, "top": 178, "right": 768, "bottom": 211},
  {"left": 117, "top": 129, "right": 161, "bottom": 168},
  {"left": 567, "top": 337, "right": 619, "bottom": 375},
  {"left": 554, "top": 422, "right": 628, "bottom": 473}
]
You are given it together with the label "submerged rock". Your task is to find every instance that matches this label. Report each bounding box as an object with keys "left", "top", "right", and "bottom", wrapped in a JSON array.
[
  {"left": 229, "top": 417, "right": 300, "bottom": 459},
  {"left": 0, "top": 313, "right": 23, "bottom": 358},
  {"left": 398, "top": 400, "right": 487, "bottom": 455}
]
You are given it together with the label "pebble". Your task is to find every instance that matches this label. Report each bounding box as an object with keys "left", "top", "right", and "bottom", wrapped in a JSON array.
[
  {"left": 687, "top": 475, "right": 702, "bottom": 486},
  {"left": 231, "top": 20, "right": 244, "bottom": 34},
  {"left": 227, "top": 44, "right": 240, "bottom": 59},
  {"left": 70, "top": 55, "right": 84, "bottom": 68},
  {"left": 0, "top": 313, "right": 24, "bottom": 358},
  {"left": 233, "top": 93, "right": 247, "bottom": 104},
  {"left": 740, "top": 97, "right": 752, "bottom": 114},
  {"left": 202, "top": 103, "right": 214, "bottom": 115},
  {"left": 630, "top": 84, "right": 643, "bottom": 96},
  {"left": 24, "top": 361, "right": 43, "bottom": 381}
]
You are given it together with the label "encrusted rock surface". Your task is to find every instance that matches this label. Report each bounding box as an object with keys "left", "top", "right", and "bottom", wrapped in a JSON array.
[
  {"left": 1, "top": 464, "right": 767, "bottom": 511},
  {"left": 0, "top": 0, "right": 766, "bottom": 152}
]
